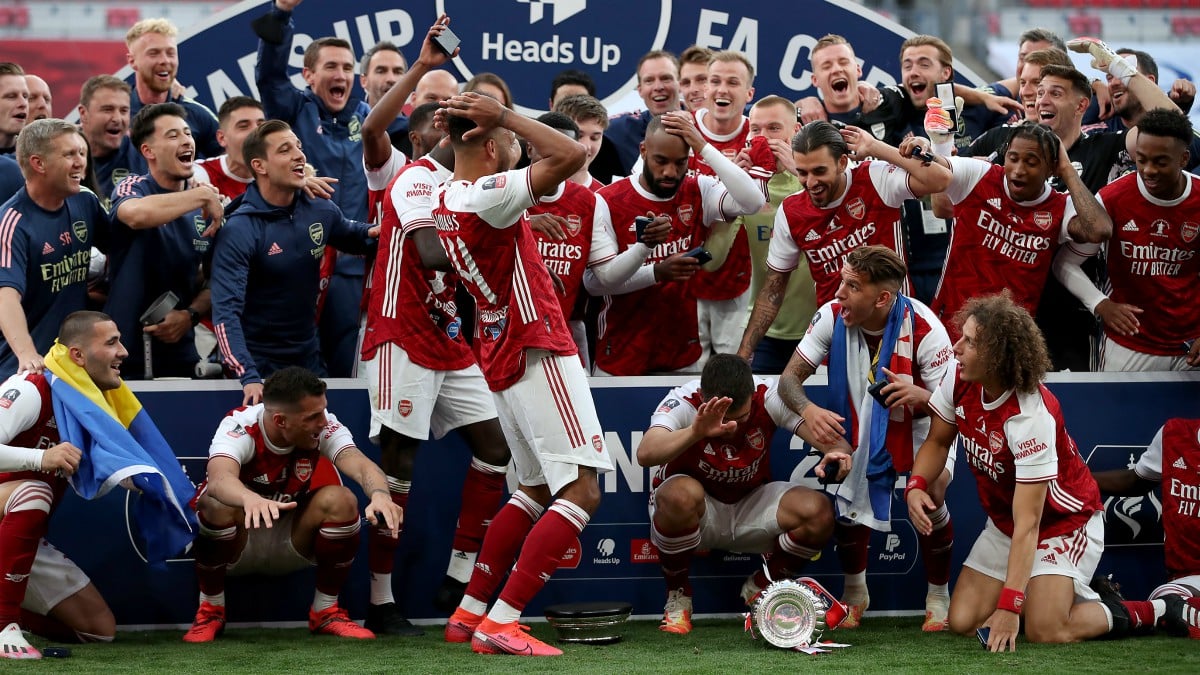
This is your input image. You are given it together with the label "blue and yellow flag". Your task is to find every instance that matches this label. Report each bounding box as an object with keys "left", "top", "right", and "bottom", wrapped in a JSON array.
[{"left": 44, "top": 341, "right": 197, "bottom": 563}]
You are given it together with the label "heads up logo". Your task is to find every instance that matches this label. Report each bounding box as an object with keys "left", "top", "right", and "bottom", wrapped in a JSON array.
[{"left": 437, "top": 0, "right": 670, "bottom": 115}]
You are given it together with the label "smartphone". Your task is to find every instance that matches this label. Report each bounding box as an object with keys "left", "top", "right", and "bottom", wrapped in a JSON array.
[
  {"left": 867, "top": 379, "right": 889, "bottom": 406},
  {"left": 935, "top": 82, "right": 959, "bottom": 134},
  {"left": 432, "top": 26, "right": 461, "bottom": 58},
  {"left": 634, "top": 216, "right": 653, "bottom": 243},
  {"left": 683, "top": 246, "right": 712, "bottom": 265},
  {"left": 909, "top": 145, "right": 936, "bottom": 163},
  {"left": 976, "top": 627, "right": 990, "bottom": 649}
]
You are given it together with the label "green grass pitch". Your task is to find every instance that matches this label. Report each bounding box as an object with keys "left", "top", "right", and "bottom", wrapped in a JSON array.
[{"left": 10, "top": 616, "right": 1199, "bottom": 673}]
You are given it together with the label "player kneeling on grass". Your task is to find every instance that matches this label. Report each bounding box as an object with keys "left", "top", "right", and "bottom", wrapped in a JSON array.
[
  {"left": 904, "top": 293, "right": 1194, "bottom": 651},
  {"left": 636, "top": 354, "right": 852, "bottom": 634},
  {"left": 1092, "top": 419, "right": 1200, "bottom": 639},
  {"left": 183, "top": 366, "right": 403, "bottom": 642}
]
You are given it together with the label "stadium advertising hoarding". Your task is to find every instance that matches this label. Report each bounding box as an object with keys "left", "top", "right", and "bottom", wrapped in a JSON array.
[
  {"left": 51, "top": 375, "right": 1189, "bottom": 626},
  {"left": 112, "top": 0, "right": 986, "bottom": 120}
]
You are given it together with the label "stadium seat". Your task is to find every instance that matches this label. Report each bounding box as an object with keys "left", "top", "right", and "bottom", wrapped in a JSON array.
[{"left": 106, "top": 7, "right": 141, "bottom": 29}]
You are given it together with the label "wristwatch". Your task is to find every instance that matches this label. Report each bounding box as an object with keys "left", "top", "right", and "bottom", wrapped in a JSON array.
[{"left": 185, "top": 307, "right": 201, "bottom": 327}]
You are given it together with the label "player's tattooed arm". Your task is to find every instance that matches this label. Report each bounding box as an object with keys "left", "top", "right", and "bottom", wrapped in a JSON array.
[
  {"left": 736, "top": 269, "right": 790, "bottom": 361},
  {"left": 334, "top": 448, "right": 403, "bottom": 533},
  {"left": 1059, "top": 143, "right": 1112, "bottom": 244},
  {"left": 778, "top": 357, "right": 816, "bottom": 414},
  {"left": 780, "top": 356, "right": 847, "bottom": 446}
]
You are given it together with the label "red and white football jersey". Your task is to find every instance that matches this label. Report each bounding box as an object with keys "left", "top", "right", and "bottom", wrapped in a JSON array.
[
  {"left": 365, "top": 147, "right": 409, "bottom": 227},
  {"left": 433, "top": 168, "right": 578, "bottom": 391},
  {"left": 595, "top": 173, "right": 732, "bottom": 375},
  {"left": 0, "top": 372, "right": 67, "bottom": 500},
  {"left": 528, "top": 182, "right": 618, "bottom": 321},
  {"left": 1099, "top": 172, "right": 1200, "bottom": 356},
  {"left": 193, "top": 155, "right": 253, "bottom": 203},
  {"left": 690, "top": 109, "right": 753, "bottom": 301},
  {"left": 796, "top": 297, "right": 954, "bottom": 469},
  {"left": 929, "top": 364, "right": 1102, "bottom": 538},
  {"left": 1134, "top": 419, "right": 1200, "bottom": 579},
  {"left": 205, "top": 404, "right": 353, "bottom": 504},
  {"left": 649, "top": 377, "right": 800, "bottom": 504},
  {"left": 362, "top": 155, "right": 474, "bottom": 371},
  {"left": 579, "top": 174, "right": 605, "bottom": 193},
  {"left": 768, "top": 161, "right": 912, "bottom": 305},
  {"left": 933, "top": 158, "right": 1073, "bottom": 340}
]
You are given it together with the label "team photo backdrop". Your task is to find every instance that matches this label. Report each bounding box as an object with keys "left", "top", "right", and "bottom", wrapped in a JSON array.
[{"left": 48, "top": 374, "right": 1196, "bottom": 626}]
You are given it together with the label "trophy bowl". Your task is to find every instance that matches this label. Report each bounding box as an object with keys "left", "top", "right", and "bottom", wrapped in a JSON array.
[
  {"left": 544, "top": 602, "right": 632, "bottom": 644},
  {"left": 748, "top": 579, "right": 833, "bottom": 649}
]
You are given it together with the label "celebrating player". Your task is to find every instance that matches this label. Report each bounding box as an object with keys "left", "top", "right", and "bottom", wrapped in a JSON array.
[
  {"left": 1053, "top": 108, "right": 1200, "bottom": 371},
  {"left": 904, "top": 293, "right": 1176, "bottom": 650},
  {"left": 1093, "top": 419, "right": 1200, "bottom": 638},
  {"left": 737, "top": 120, "right": 951, "bottom": 362},
  {"left": 0, "top": 312, "right": 130, "bottom": 658},
  {"left": 433, "top": 91, "right": 611, "bottom": 657},
  {"left": 182, "top": 366, "right": 403, "bottom": 642},
  {"left": 594, "top": 111, "right": 765, "bottom": 376},
  {"left": 777, "top": 246, "right": 956, "bottom": 630},
  {"left": 929, "top": 121, "right": 1112, "bottom": 341},
  {"left": 638, "top": 354, "right": 850, "bottom": 634}
]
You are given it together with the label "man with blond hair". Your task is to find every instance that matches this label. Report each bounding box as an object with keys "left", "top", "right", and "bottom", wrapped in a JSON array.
[
  {"left": 126, "top": 18, "right": 221, "bottom": 158},
  {"left": 0, "top": 63, "right": 28, "bottom": 156}
]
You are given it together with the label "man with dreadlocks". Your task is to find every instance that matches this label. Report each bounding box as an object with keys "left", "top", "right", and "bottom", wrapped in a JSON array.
[
  {"left": 922, "top": 117, "right": 1112, "bottom": 342},
  {"left": 906, "top": 292, "right": 1197, "bottom": 651}
]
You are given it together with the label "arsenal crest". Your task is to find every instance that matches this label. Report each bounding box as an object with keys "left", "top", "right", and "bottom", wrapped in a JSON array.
[
  {"left": 746, "top": 428, "right": 764, "bottom": 450},
  {"left": 1183, "top": 221, "right": 1199, "bottom": 243},
  {"left": 309, "top": 222, "right": 325, "bottom": 245},
  {"left": 847, "top": 198, "right": 865, "bottom": 220},
  {"left": 294, "top": 458, "right": 313, "bottom": 482},
  {"left": 989, "top": 431, "right": 1005, "bottom": 453},
  {"left": 566, "top": 215, "right": 582, "bottom": 236},
  {"left": 1033, "top": 212, "right": 1053, "bottom": 231},
  {"left": 677, "top": 204, "right": 694, "bottom": 223},
  {"left": 591, "top": 434, "right": 604, "bottom": 454},
  {"left": 398, "top": 399, "right": 413, "bottom": 417}
]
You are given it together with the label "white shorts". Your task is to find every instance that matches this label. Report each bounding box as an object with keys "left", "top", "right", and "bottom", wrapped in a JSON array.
[
  {"left": 964, "top": 512, "right": 1104, "bottom": 602},
  {"left": 1100, "top": 336, "right": 1195, "bottom": 372},
  {"left": 1150, "top": 575, "right": 1200, "bottom": 600},
  {"left": 649, "top": 477, "right": 790, "bottom": 554},
  {"left": 697, "top": 291, "right": 750, "bottom": 357},
  {"left": 493, "top": 351, "right": 613, "bottom": 494},
  {"left": 363, "top": 342, "right": 497, "bottom": 443},
  {"left": 21, "top": 539, "right": 91, "bottom": 616},
  {"left": 227, "top": 511, "right": 313, "bottom": 577}
]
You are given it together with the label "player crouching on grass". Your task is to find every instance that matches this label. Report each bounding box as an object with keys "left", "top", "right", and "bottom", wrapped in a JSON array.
[
  {"left": 905, "top": 293, "right": 1195, "bottom": 651},
  {"left": 636, "top": 354, "right": 853, "bottom": 634},
  {"left": 182, "top": 367, "right": 403, "bottom": 642}
]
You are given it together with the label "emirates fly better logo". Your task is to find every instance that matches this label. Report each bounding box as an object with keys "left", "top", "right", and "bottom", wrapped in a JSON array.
[{"left": 437, "top": 0, "right": 671, "bottom": 115}]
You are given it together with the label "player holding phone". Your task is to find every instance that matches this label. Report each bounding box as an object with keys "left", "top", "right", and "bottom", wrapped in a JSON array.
[
  {"left": 594, "top": 111, "right": 765, "bottom": 376},
  {"left": 778, "top": 246, "right": 957, "bottom": 632}
]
